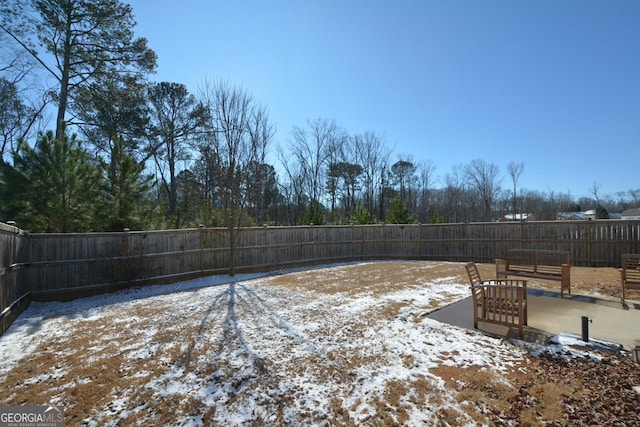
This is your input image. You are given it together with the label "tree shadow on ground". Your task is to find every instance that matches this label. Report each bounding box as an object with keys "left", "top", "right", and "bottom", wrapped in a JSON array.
[{"left": 179, "top": 280, "right": 313, "bottom": 376}]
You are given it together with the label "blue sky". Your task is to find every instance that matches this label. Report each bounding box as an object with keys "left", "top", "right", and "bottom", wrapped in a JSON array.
[{"left": 128, "top": 0, "right": 639, "bottom": 199}]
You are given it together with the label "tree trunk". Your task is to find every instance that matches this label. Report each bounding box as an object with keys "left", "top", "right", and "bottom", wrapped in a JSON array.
[{"left": 56, "top": 7, "right": 73, "bottom": 141}]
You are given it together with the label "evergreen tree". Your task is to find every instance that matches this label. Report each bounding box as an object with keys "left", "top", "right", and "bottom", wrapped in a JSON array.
[
  {"left": 351, "top": 204, "right": 375, "bottom": 225},
  {"left": 1, "top": 131, "right": 101, "bottom": 232},
  {"left": 596, "top": 206, "right": 609, "bottom": 219},
  {"left": 300, "top": 201, "right": 326, "bottom": 225},
  {"left": 245, "top": 161, "right": 280, "bottom": 225},
  {"left": 386, "top": 197, "right": 417, "bottom": 224},
  {"left": 430, "top": 210, "right": 445, "bottom": 224},
  {"left": 98, "top": 136, "right": 154, "bottom": 231},
  {"left": 74, "top": 77, "right": 154, "bottom": 230}
]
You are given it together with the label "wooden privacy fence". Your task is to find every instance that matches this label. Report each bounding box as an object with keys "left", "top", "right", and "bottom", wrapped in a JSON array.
[{"left": 2, "top": 220, "right": 640, "bottom": 334}]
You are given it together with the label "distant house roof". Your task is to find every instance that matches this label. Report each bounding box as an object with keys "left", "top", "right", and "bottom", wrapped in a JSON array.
[
  {"left": 557, "top": 210, "right": 597, "bottom": 221},
  {"left": 621, "top": 208, "right": 640, "bottom": 219},
  {"left": 557, "top": 212, "right": 585, "bottom": 221},
  {"left": 502, "top": 213, "right": 534, "bottom": 221}
]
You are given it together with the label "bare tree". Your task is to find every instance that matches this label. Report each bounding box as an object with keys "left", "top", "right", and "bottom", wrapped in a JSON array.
[
  {"left": 589, "top": 182, "right": 609, "bottom": 218},
  {"left": 354, "top": 131, "right": 390, "bottom": 220},
  {"left": 0, "top": 43, "right": 49, "bottom": 158},
  {"left": 288, "top": 118, "right": 343, "bottom": 205},
  {"left": 589, "top": 183, "right": 601, "bottom": 208},
  {"left": 276, "top": 153, "right": 308, "bottom": 225},
  {"left": 507, "top": 162, "right": 524, "bottom": 220},
  {"left": 200, "top": 80, "right": 273, "bottom": 274},
  {"left": 0, "top": 78, "right": 29, "bottom": 158},
  {"left": 441, "top": 165, "right": 466, "bottom": 223},
  {"left": 465, "top": 159, "right": 501, "bottom": 222},
  {"left": 624, "top": 189, "right": 640, "bottom": 207},
  {"left": 324, "top": 126, "right": 348, "bottom": 218},
  {"left": 417, "top": 160, "right": 437, "bottom": 222},
  {"left": 246, "top": 104, "right": 276, "bottom": 224}
]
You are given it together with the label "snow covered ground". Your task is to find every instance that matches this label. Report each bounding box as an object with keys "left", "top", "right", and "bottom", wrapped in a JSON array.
[{"left": 0, "top": 261, "right": 599, "bottom": 426}]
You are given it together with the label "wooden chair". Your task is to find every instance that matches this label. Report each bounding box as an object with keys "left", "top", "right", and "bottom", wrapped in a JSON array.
[
  {"left": 465, "top": 262, "right": 529, "bottom": 338},
  {"left": 466, "top": 262, "right": 528, "bottom": 289},
  {"left": 465, "top": 261, "right": 484, "bottom": 286}
]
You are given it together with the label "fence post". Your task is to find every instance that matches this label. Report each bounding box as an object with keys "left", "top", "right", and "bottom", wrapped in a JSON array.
[
  {"left": 588, "top": 220, "right": 594, "bottom": 267},
  {"left": 350, "top": 224, "right": 354, "bottom": 258},
  {"left": 263, "top": 224, "right": 269, "bottom": 266},
  {"left": 382, "top": 223, "right": 387, "bottom": 257},
  {"left": 26, "top": 228, "right": 32, "bottom": 294},
  {"left": 199, "top": 224, "right": 204, "bottom": 276},
  {"left": 463, "top": 222, "right": 468, "bottom": 260}
]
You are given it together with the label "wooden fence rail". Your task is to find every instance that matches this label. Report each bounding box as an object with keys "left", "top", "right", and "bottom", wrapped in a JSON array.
[{"left": 2, "top": 220, "right": 640, "bottom": 335}]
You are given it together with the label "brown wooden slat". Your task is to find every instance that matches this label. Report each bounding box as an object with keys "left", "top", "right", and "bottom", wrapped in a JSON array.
[{"left": 2, "top": 220, "right": 640, "bottom": 335}]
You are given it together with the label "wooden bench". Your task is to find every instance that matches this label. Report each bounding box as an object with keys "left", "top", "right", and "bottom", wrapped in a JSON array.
[
  {"left": 496, "top": 249, "right": 571, "bottom": 297},
  {"left": 621, "top": 254, "right": 640, "bottom": 303},
  {"left": 465, "top": 262, "right": 528, "bottom": 339}
]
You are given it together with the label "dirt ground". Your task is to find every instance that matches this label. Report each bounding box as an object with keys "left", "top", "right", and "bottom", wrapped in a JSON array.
[{"left": 1, "top": 261, "right": 638, "bottom": 426}]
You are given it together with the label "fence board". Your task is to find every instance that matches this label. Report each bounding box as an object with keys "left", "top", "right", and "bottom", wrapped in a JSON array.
[{"left": 2, "top": 220, "right": 640, "bottom": 335}]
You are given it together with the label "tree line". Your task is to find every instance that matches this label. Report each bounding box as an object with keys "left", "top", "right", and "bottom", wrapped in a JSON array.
[{"left": 1, "top": 0, "right": 639, "bottom": 233}]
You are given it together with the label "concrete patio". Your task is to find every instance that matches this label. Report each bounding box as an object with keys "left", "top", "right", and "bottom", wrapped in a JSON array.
[{"left": 428, "top": 289, "right": 640, "bottom": 351}]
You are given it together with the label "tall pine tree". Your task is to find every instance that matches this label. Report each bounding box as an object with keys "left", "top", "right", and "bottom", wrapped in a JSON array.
[{"left": 0, "top": 0, "right": 156, "bottom": 140}]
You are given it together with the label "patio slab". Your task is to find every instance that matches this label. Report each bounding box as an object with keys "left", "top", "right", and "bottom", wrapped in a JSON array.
[{"left": 427, "top": 289, "right": 640, "bottom": 351}]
